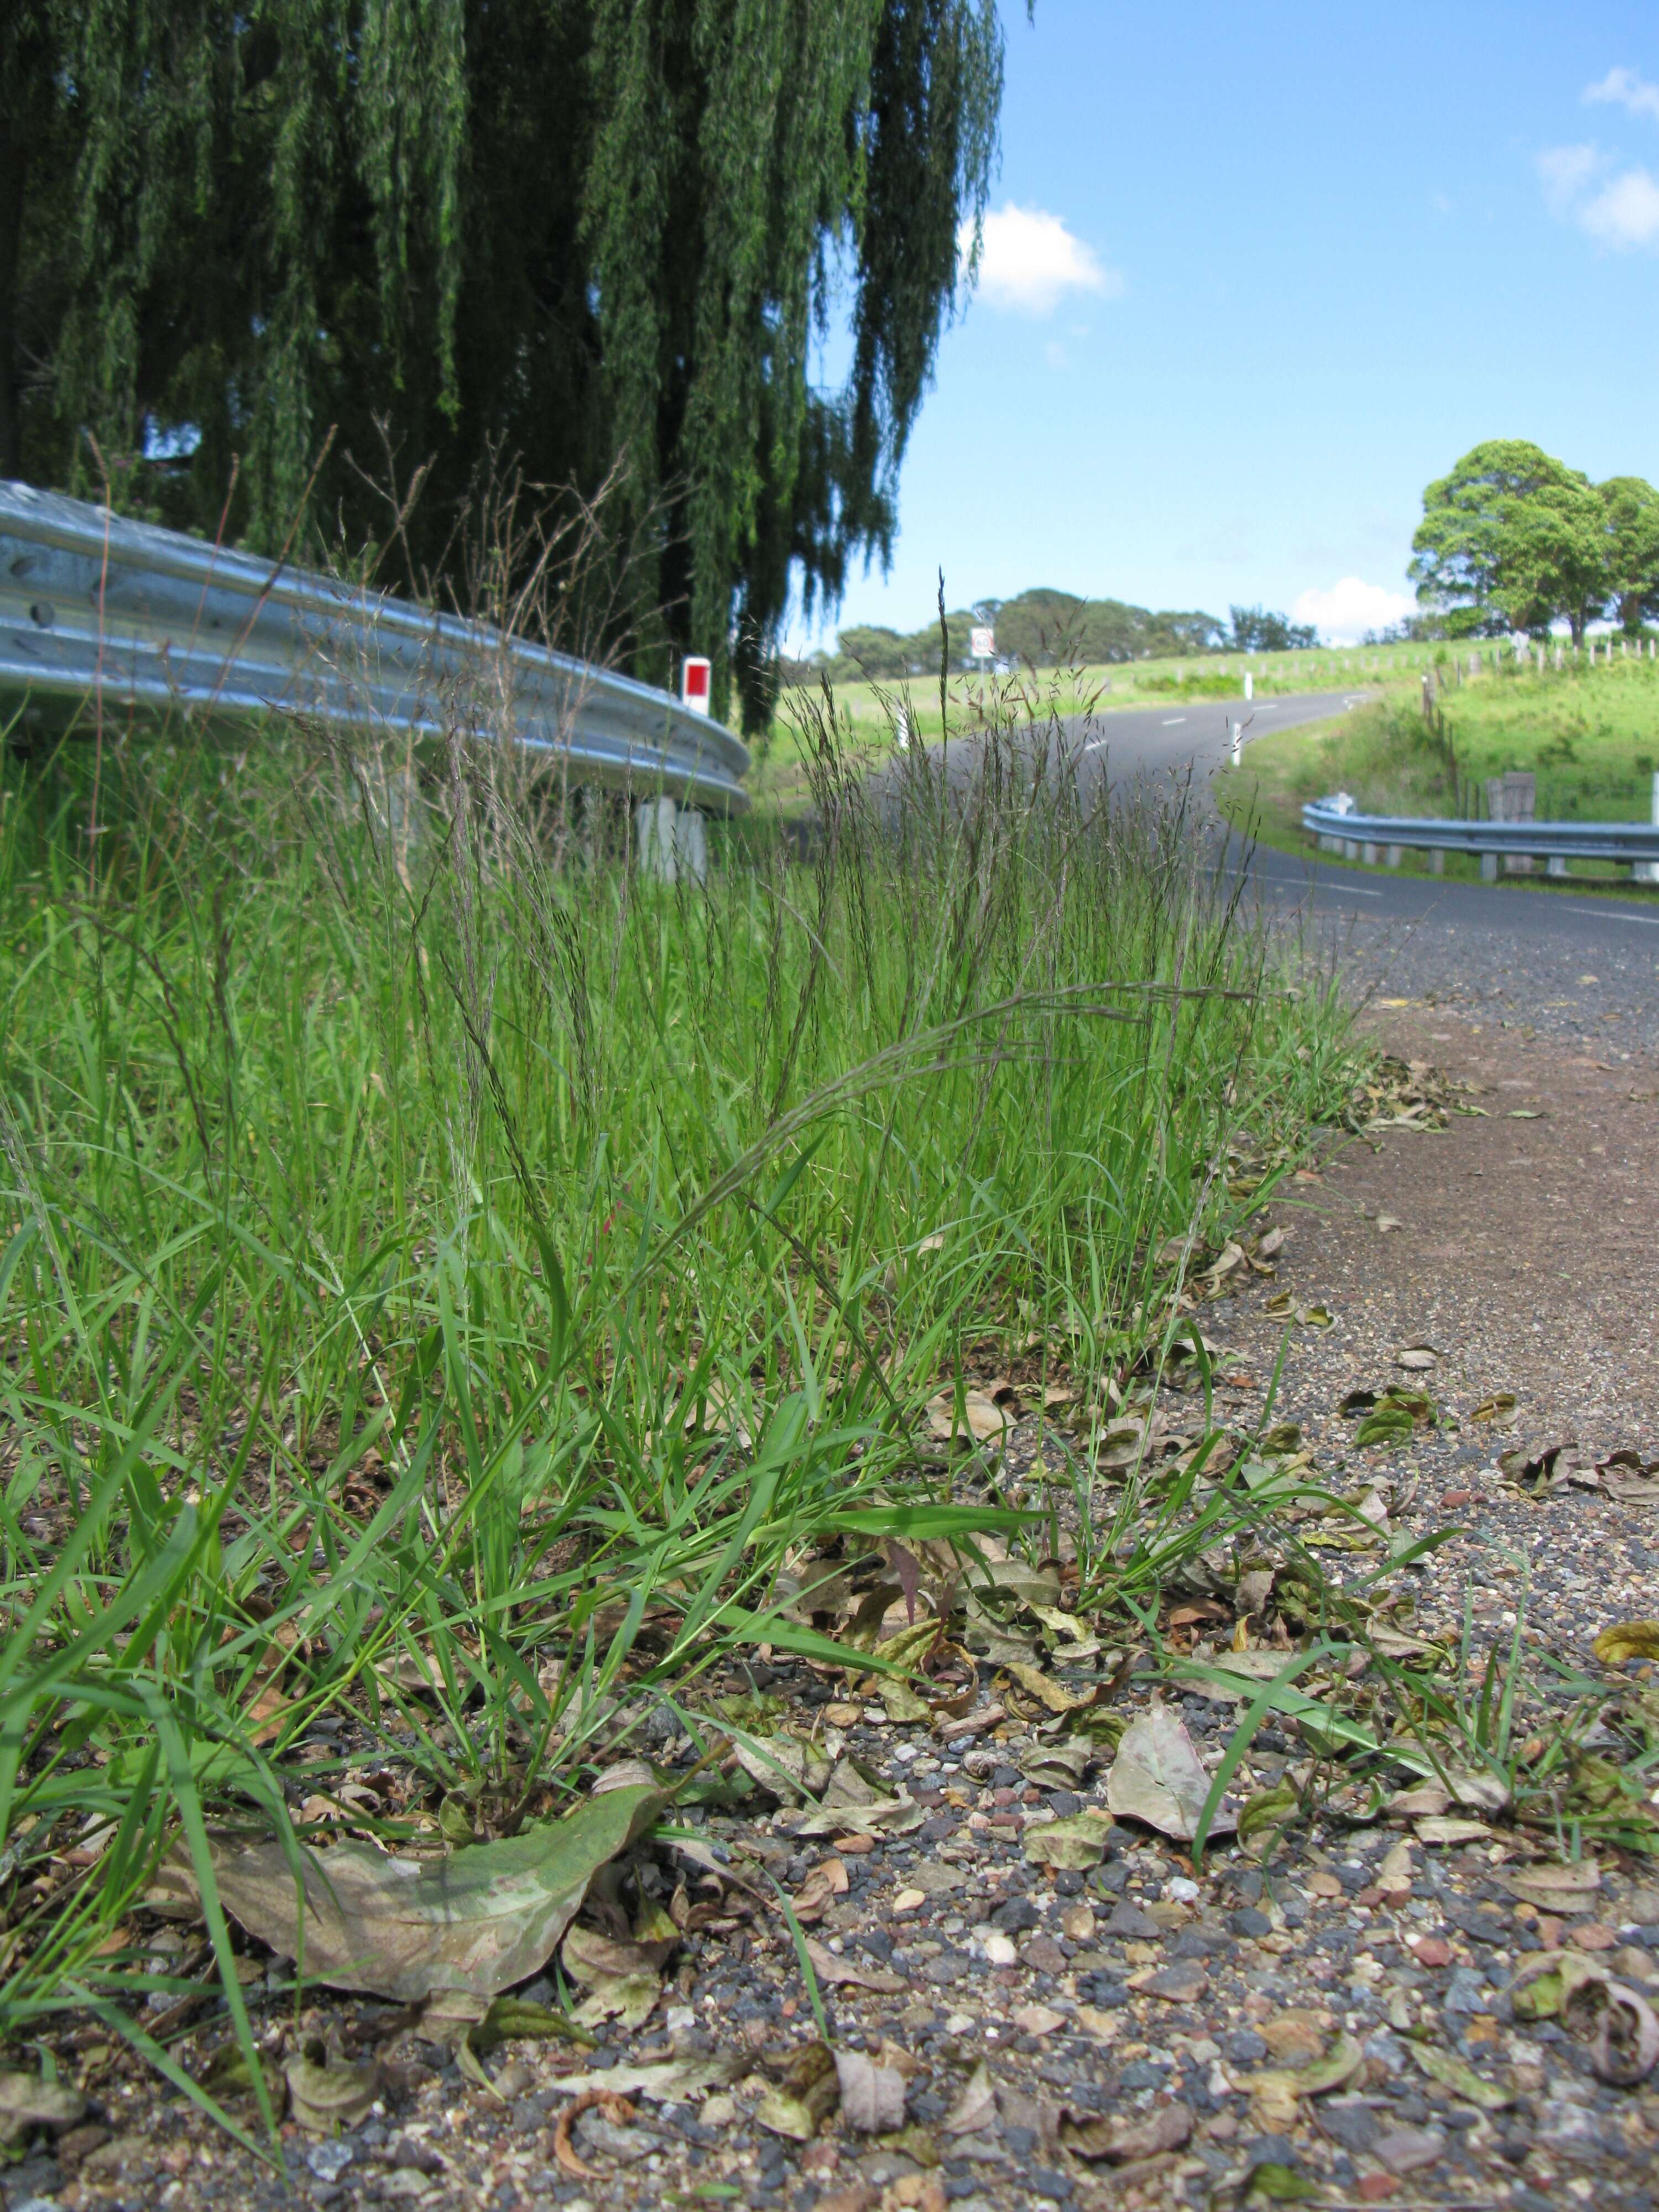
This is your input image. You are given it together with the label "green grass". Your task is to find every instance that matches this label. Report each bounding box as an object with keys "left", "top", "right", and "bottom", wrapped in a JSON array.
[
  {"left": 1216, "top": 652, "right": 1659, "bottom": 878},
  {"left": 0, "top": 688, "right": 1358, "bottom": 2099}
]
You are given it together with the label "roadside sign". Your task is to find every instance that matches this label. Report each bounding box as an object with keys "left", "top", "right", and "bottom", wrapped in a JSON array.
[
  {"left": 969, "top": 626, "right": 995, "bottom": 662},
  {"left": 681, "top": 656, "right": 712, "bottom": 714}
]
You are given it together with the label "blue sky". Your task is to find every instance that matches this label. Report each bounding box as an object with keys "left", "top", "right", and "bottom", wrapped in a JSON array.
[{"left": 797, "top": 0, "right": 1659, "bottom": 649}]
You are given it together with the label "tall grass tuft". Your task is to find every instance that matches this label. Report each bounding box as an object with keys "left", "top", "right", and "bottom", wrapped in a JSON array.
[{"left": 0, "top": 661, "right": 1352, "bottom": 2080}]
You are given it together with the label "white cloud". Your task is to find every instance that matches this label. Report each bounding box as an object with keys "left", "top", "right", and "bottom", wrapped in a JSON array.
[
  {"left": 1538, "top": 142, "right": 1603, "bottom": 215},
  {"left": 959, "top": 204, "right": 1121, "bottom": 316},
  {"left": 1584, "top": 64, "right": 1659, "bottom": 121},
  {"left": 1291, "top": 578, "right": 1413, "bottom": 646},
  {"left": 1538, "top": 140, "right": 1659, "bottom": 248},
  {"left": 1582, "top": 164, "right": 1659, "bottom": 244}
]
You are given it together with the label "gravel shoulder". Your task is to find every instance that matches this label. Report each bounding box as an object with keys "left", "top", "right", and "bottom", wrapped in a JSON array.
[{"left": 15, "top": 1015, "right": 1659, "bottom": 2212}]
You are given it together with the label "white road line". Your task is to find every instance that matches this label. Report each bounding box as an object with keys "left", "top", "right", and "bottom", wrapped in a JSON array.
[
  {"left": 1256, "top": 875, "right": 1386, "bottom": 900},
  {"left": 1161, "top": 716, "right": 1186, "bottom": 726},
  {"left": 1564, "top": 904, "right": 1659, "bottom": 926}
]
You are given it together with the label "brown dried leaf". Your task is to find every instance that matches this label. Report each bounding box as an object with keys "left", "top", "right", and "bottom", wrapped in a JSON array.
[
  {"left": 202, "top": 1781, "right": 664, "bottom": 2002},
  {"left": 0, "top": 2072, "right": 85, "bottom": 2146},
  {"left": 284, "top": 2051, "right": 380, "bottom": 2136},
  {"left": 834, "top": 2047, "right": 907, "bottom": 2132},
  {"left": 1105, "top": 1698, "right": 1234, "bottom": 1841},
  {"left": 941, "top": 2059, "right": 997, "bottom": 2135}
]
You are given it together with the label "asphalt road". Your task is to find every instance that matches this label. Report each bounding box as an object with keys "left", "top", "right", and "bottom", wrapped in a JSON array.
[
  {"left": 1073, "top": 686, "right": 1368, "bottom": 791},
  {"left": 916, "top": 687, "right": 1659, "bottom": 1062}
]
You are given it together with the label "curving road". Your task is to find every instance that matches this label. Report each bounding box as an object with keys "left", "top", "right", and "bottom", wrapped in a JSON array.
[{"left": 913, "top": 687, "right": 1659, "bottom": 1063}]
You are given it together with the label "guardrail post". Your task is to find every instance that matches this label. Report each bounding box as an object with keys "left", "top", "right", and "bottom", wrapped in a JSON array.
[
  {"left": 1430, "top": 849, "right": 1445, "bottom": 875},
  {"left": 1638, "top": 771, "right": 1659, "bottom": 886},
  {"left": 1480, "top": 852, "right": 1498, "bottom": 882},
  {"left": 635, "top": 795, "right": 677, "bottom": 880},
  {"left": 675, "top": 807, "right": 709, "bottom": 884},
  {"left": 634, "top": 795, "right": 709, "bottom": 885},
  {"left": 1385, "top": 844, "right": 1403, "bottom": 868}
]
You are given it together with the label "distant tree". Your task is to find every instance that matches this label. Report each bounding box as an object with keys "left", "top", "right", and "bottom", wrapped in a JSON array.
[
  {"left": 1410, "top": 440, "right": 1607, "bottom": 645},
  {"left": 1600, "top": 476, "right": 1659, "bottom": 634},
  {"left": 1227, "top": 606, "right": 1317, "bottom": 652},
  {"left": 2, "top": 0, "right": 1008, "bottom": 732},
  {"left": 831, "top": 625, "right": 914, "bottom": 681},
  {"left": 821, "top": 588, "right": 1232, "bottom": 682}
]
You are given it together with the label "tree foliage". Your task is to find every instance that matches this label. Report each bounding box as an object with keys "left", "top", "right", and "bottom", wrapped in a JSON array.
[
  {"left": 1409, "top": 439, "right": 1611, "bottom": 645},
  {"left": 1600, "top": 475, "right": 1659, "bottom": 634},
  {"left": 813, "top": 588, "right": 1227, "bottom": 681},
  {"left": 1225, "top": 604, "right": 1316, "bottom": 653},
  {"left": 1, "top": 0, "right": 1007, "bottom": 729}
]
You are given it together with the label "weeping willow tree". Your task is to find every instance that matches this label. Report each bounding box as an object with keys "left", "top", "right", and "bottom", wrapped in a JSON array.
[{"left": 1, "top": 0, "right": 1006, "bottom": 726}]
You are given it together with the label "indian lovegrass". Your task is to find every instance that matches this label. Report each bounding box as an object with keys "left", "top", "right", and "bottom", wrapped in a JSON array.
[{"left": 0, "top": 674, "right": 1354, "bottom": 2076}]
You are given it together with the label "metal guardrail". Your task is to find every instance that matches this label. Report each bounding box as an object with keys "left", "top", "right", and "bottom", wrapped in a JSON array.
[
  {"left": 0, "top": 481, "right": 749, "bottom": 813},
  {"left": 1302, "top": 795, "right": 1659, "bottom": 874}
]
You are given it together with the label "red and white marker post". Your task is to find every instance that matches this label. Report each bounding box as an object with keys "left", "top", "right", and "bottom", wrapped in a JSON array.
[{"left": 680, "top": 656, "right": 712, "bottom": 716}]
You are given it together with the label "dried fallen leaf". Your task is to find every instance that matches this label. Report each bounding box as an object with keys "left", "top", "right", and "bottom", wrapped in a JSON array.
[
  {"left": 469, "top": 1996, "right": 594, "bottom": 2053},
  {"left": 1392, "top": 1343, "right": 1439, "bottom": 1370},
  {"left": 553, "top": 2089, "right": 637, "bottom": 2179},
  {"left": 802, "top": 1936, "right": 905, "bottom": 1994},
  {"left": 1582, "top": 1980, "right": 1659, "bottom": 2086},
  {"left": 562, "top": 1924, "right": 674, "bottom": 1984},
  {"left": 925, "top": 1388, "right": 1015, "bottom": 1447},
  {"left": 200, "top": 1780, "right": 665, "bottom": 2002},
  {"left": 1292, "top": 2032, "right": 1364, "bottom": 2095},
  {"left": 1593, "top": 1620, "right": 1659, "bottom": 1666},
  {"left": 1408, "top": 2044, "right": 1511, "bottom": 2110},
  {"left": 834, "top": 2047, "right": 906, "bottom": 2132},
  {"left": 1237, "top": 1780, "right": 1301, "bottom": 1843},
  {"left": 0, "top": 2072, "right": 85, "bottom": 2146},
  {"left": 1003, "top": 1662, "right": 1095, "bottom": 1715},
  {"left": 285, "top": 2049, "right": 381, "bottom": 2135},
  {"left": 756, "top": 2042, "right": 839, "bottom": 2139},
  {"left": 941, "top": 2059, "right": 997, "bottom": 2135},
  {"left": 1413, "top": 1815, "right": 1491, "bottom": 1846},
  {"left": 1504, "top": 1860, "right": 1600, "bottom": 1911},
  {"left": 1105, "top": 1699, "right": 1234, "bottom": 1841},
  {"left": 571, "top": 1971, "right": 660, "bottom": 2031},
  {"left": 1375, "top": 1215, "right": 1404, "bottom": 1234},
  {"left": 533, "top": 2055, "right": 741, "bottom": 2104},
  {"left": 789, "top": 1856, "right": 849, "bottom": 1924},
  {"left": 1060, "top": 2101, "right": 1193, "bottom": 2163},
  {"left": 1011, "top": 2002, "right": 1066, "bottom": 2037},
  {"left": 1024, "top": 1812, "right": 1116, "bottom": 1871},
  {"left": 732, "top": 1734, "right": 808, "bottom": 1801}
]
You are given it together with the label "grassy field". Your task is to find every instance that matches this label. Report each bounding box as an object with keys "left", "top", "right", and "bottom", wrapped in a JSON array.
[
  {"left": 0, "top": 696, "right": 1359, "bottom": 2091},
  {"left": 753, "top": 637, "right": 1443, "bottom": 810},
  {"left": 1216, "top": 650, "right": 1659, "bottom": 877}
]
